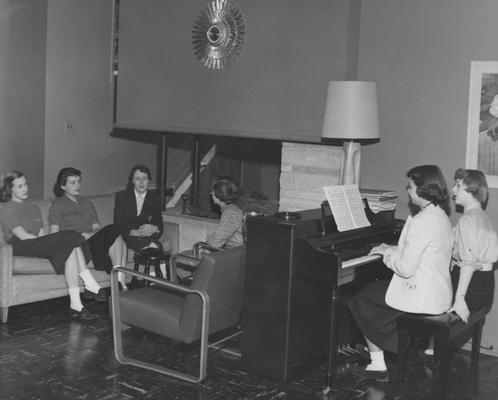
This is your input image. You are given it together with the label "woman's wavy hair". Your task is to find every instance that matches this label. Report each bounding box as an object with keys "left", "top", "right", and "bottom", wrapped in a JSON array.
[
  {"left": 127, "top": 164, "right": 152, "bottom": 190},
  {"left": 454, "top": 168, "right": 489, "bottom": 209},
  {"left": 0, "top": 171, "right": 24, "bottom": 202},
  {"left": 406, "top": 165, "right": 451, "bottom": 215},
  {"left": 212, "top": 177, "right": 239, "bottom": 205},
  {"left": 53, "top": 167, "right": 81, "bottom": 198}
]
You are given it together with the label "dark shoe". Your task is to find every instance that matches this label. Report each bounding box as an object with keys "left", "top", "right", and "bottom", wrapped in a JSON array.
[
  {"left": 352, "top": 367, "right": 389, "bottom": 383},
  {"left": 83, "top": 288, "right": 109, "bottom": 302},
  {"left": 70, "top": 307, "right": 97, "bottom": 321}
]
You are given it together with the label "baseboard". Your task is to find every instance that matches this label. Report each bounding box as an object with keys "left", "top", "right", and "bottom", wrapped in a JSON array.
[{"left": 460, "top": 341, "right": 498, "bottom": 357}]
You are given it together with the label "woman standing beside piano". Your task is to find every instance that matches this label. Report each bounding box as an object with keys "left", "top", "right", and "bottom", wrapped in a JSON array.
[{"left": 348, "top": 164, "right": 454, "bottom": 382}]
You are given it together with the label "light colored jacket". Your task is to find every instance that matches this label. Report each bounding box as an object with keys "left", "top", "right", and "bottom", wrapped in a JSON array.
[{"left": 384, "top": 204, "right": 453, "bottom": 314}]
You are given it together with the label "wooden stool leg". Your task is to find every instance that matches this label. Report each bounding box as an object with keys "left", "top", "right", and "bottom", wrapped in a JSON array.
[
  {"left": 155, "top": 260, "right": 163, "bottom": 279},
  {"left": 144, "top": 258, "right": 151, "bottom": 286},
  {"left": 132, "top": 255, "right": 140, "bottom": 284},
  {"left": 438, "top": 338, "right": 451, "bottom": 396},
  {"left": 397, "top": 329, "right": 409, "bottom": 383},
  {"left": 471, "top": 319, "right": 484, "bottom": 383}
]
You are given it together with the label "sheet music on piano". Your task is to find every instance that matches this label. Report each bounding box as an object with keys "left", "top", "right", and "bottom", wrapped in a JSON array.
[{"left": 323, "top": 185, "right": 371, "bottom": 232}]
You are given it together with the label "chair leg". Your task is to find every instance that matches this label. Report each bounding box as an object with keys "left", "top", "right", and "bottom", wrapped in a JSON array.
[
  {"left": 470, "top": 319, "right": 484, "bottom": 383},
  {"left": 397, "top": 329, "right": 409, "bottom": 383},
  {"left": 437, "top": 338, "right": 451, "bottom": 396},
  {"left": 1, "top": 306, "right": 8, "bottom": 323}
]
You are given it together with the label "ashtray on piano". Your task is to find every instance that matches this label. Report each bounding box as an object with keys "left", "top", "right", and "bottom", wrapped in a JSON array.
[{"left": 341, "top": 253, "right": 382, "bottom": 269}]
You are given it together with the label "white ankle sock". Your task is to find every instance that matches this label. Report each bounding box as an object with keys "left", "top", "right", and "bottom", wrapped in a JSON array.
[
  {"left": 68, "top": 287, "right": 83, "bottom": 311},
  {"left": 79, "top": 269, "right": 101, "bottom": 293},
  {"left": 366, "top": 350, "right": 386, "bottom": 371}
]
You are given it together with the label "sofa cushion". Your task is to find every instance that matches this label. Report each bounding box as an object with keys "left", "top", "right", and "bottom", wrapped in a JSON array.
[
  {"left": 12, "top": 256, "right": 103, "bottom": 275},
  {"left": 13, "top": 257, "right": 56, "bottom": 274}
]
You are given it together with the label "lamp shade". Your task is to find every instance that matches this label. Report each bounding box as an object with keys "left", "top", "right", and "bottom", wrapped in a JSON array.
[{"left": 321, "top": 81, "right": 380, "bottom": 141}]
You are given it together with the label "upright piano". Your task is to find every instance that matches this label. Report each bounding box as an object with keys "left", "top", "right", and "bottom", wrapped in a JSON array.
[{"left": 240, "top": 208, "right": 404, "bottom": 383}]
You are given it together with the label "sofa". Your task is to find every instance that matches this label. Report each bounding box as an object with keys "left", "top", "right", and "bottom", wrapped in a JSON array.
[{"left": 0, "top": 194, "right": 178, "bottom": 323}]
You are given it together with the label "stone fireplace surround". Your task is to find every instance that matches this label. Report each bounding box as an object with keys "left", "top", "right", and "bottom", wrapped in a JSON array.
[{"left": 278, "top": 142, "right": 342, "bottom": 212}]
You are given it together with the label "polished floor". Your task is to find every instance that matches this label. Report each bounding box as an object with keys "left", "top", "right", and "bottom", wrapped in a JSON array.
[{"left": 1, "top": 297, "right": 498, "bottom": 400}]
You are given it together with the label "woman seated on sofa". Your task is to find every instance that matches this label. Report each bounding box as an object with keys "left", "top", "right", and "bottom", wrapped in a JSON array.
[
  {"left": 0, "top": 171, "right": 103, "bottom": 321},
  {"left": 113, "top": 164, "right": 163, "bottom": 252},
  {"left": 48, "top": 167, "right": 128, "bottom": 290}
]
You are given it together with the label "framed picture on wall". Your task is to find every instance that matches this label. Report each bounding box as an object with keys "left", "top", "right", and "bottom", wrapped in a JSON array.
[{"left": 466, "top": 60, "right": 498, "bottom": 188}]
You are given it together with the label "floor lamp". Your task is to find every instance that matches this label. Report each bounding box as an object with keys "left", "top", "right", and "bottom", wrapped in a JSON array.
[{"left": 321, "top": 81, "right": 380, "bottom": 185}]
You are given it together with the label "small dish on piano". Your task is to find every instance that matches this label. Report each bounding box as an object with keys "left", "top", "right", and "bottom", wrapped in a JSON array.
[{"left": 274, "top": 211, "right": 301, "bottom": 221}]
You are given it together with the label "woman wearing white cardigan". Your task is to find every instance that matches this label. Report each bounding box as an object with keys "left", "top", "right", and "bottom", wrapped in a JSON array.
[{"left": 348, "top": 165, "right": 453, "bottom": 382}]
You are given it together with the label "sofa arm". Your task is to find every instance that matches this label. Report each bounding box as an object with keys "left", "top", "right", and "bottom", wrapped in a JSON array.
[{"left": 0, "top": 243, "right": 14, "bottom": 306}]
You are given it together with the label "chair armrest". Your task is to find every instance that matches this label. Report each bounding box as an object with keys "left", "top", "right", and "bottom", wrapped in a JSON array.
[
  {"left": 112, "top": 267, "right": 205, "bottom": 294},
  {"left": 170, "top": 253, "right": 201, "bottom": 283},
  {"left": 0, "top": 243, "right": 14, "bottom": 305},
  {"left": 193, "top": 242, "right": 222, "bottom": 259}
]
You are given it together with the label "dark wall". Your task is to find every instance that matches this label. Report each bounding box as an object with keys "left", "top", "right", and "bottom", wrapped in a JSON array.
[{"left": 115, "top": 0, "right": 358, "bottom": 143}]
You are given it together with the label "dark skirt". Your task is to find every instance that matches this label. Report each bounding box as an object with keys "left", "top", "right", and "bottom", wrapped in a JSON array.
[
  {"left": 451, "top": 267, "right": 495, "bottom": 313},
  {"left": 82, "top": 224, "right": 122, "bottom": 273},
  {"left": 347, "top": 280, "right": 404, "bottom": 354},
  {"left": 9, "top": 230, "right": 85, "bottom": 274},
  {"left": 126, "top": 235, "right": 163, "bottom": 253}
]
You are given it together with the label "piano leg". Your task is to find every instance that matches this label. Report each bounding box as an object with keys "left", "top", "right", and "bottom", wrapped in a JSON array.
[{"left": 323, "top": 286, "right": 340, "bottom": 395}]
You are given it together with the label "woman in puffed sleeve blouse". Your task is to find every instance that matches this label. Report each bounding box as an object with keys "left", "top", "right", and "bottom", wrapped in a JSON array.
[
  {"left": 49, "top": 167, "right": 128, "bottom": 291},
  {"left": 449, "top": 168, "right": 498, "bottom": 323}
]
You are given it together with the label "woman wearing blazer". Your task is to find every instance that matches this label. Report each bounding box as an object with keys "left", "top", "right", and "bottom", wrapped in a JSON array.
[
  {"left": 348, "top": 165, "right": 453, "bottom": 382},
  {"left": 113, "top": 164, "right": 163, "bottom": 252}
]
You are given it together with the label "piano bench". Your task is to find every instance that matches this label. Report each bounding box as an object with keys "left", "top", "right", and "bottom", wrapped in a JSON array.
[{"left": 397, "top": 307, "right": 486, "bottom": 394}]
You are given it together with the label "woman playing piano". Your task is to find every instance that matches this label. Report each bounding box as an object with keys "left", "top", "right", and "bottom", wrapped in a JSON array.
[{"left": 348, "top": 165, "right": 454, "bottom": 382}]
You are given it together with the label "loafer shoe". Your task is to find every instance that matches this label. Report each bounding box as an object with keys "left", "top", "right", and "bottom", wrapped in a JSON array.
[
  {"left": 352, "top": 367, "right": 389, "bottom": 383},
  {"left": 83, "top": 288, "right": 109, "bottom": 302},
  {"left": 70, "top": 307, "right": 97, "bottom": 321}
]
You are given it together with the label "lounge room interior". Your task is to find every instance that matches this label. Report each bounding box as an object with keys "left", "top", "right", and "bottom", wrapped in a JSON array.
[{"left": 2, "top": 1, "right": 498, "bottom": 399}]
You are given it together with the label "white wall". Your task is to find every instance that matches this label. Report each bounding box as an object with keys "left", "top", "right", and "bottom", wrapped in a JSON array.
[
  {"left": 43, "top": 0, "right": 156, "bottom": 198},
  {"left": 359, "top": 0, "right": 498, "bottom": 355},
  {"left": 0, "top": 1, "right": 46, "bottom": 197}
]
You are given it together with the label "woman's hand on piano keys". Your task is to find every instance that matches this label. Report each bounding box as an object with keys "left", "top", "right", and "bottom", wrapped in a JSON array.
[{"left": 369, "top": 243, "right": 392, "bottom": 255}]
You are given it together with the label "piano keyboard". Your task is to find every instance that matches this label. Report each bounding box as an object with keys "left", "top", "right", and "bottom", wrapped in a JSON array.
[{"left": 342, "top": 254, "right": 382, "bottom": 269}]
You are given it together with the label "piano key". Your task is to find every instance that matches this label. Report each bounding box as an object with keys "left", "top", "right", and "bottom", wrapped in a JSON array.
[{"left": 342, "top": 253, "right": 382, "bottom": 269}]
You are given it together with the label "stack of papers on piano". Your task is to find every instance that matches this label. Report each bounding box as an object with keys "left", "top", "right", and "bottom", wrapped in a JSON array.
[{"left": 360, "top": 189, "right": 398, "bottom": 214}]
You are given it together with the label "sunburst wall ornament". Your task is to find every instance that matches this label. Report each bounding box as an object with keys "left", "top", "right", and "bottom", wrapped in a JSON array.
[{"left": 192, "top": 0, "right": 245, "bottom": 70}]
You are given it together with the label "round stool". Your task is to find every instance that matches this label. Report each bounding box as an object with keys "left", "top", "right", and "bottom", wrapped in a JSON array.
[{"left": 133, "top": 248, "right": 171, "bottom": 285}]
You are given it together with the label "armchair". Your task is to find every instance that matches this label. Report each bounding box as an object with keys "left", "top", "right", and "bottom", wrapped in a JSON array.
[
  {"left": 110, "top": 245, "right": 246, "bottom": 383},
  {"left": 172, "top": 241, "right": 224, "bottom": 283}
]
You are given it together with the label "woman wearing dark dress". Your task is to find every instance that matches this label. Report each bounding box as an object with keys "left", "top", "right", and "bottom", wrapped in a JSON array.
[
  {"left": 113, "top": 164, "right": 163, "bottom": 252},
  {"left": 48, "top": 167, "right": 128, "bottom": 290},
  {"left": 347, "top": 165, "right": 454, "bottom": 382},
  {"left": 0, "top": 171, "right": 102, "bottom": 320}
]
